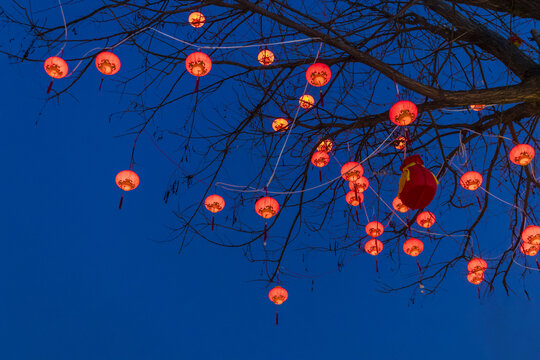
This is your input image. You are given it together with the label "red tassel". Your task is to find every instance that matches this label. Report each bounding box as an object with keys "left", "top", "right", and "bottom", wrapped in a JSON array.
[
  {"left": 477, "top": 287, "right": 481, "bottom": 300},
  {"left": 98, "top": 77, "right": 104, "bottom": 91},
  {"left": 319, "top": 168, "right": 322, "bottom": 182},
  {"left": 46, "top": 80, "right": 53, "bottom": 94},
  {"left": 536, "top": 259, "right": 540, "bottom": 272},
  {"left": 264, "top": 221, "right": 267, "bottom": 246},
  {"left": 375, "top": 258, "right": 379, "bottom": 273},
  {"left": 118, "top": 194, "right": 124, "bottom": 209},
  {"left": 212, "top": 214, "right": 215, "bottom": 231},
  {"left": 416, "top": 259, "right": 422, "bottom": 272},
  {"left": 476, "top": 193, "right": 482, "bottom": 209},
  {"left": 195, "top": 77, "right": 200, "bottom": 93},
  {"left": 355, "top": 208, "right": 359, "bottom": 223},
  {"left": 275, "top": 310, "right": 279, "bottom": 326},
  {"left": 320, "top": 89, "right": 324, "bottom": 107}
]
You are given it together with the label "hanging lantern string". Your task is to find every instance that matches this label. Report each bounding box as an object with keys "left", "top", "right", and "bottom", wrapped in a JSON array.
[
  {"left": 55, "top": 0, "right": 68, "bottom": 57},
  {"left": 149, "top": 27, "right": 319, "bottom": 50}
]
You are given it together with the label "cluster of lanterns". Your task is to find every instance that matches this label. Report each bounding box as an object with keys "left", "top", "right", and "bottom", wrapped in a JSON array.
[
  {"left": 466, "top": 258, "right": 487, "bottom": 285},
  {"left": 521, "top": 225, "right": 540, "bottom": 256}
]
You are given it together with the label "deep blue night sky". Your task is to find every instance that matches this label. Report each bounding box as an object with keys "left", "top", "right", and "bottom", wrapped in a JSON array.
[{"left": 1, "top": 2, "right": 540, "bottom": 359}]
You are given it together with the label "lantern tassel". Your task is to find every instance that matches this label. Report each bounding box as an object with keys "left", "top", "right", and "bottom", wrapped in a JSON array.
[
  {"left": 355, "top": 208, "right": 359, "bottom": 223},
  {"left": 476, "top": 193, "right": 482, "bottom": 209},
  {"left": 212, "top": 214, "right": 215, "bottom": 231},
  {"left": 477, "top": 287, "right": 481, "bottom": 300},
  {"left": 375, "top": 257, "right": 379, "bottom": 273},
  {"left": 320, "top": 89, "right": 324, "bottom": 107},
  {"left": 118, "top": 194, "right": 124, "bottom": 210},
  {"left": 536, "top": 259, "right": 540, "bottom": 272},
  {"left": 195, "top": 77, "right": 200, "bottom": 93},
  {"left": 319, "top": 168, "right": 322, "bottom": 182},
  {"left": 416, "top": 259, "right": 422, "bottom": 272},
  {"left": 46, "top": 80, "right": 53, "bottom": 94},
  {"left": 276, "top": 310, "right": 279, "bottom": 326},
  {"left": 98, "top": 77, "right": 104, "bottom": 91},
  {"left": 264, "top": 221, "right": 267, "bottom": 246}
]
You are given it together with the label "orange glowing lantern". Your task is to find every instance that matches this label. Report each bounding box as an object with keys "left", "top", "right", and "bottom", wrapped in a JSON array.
[
  {"left": 508, "top": 34, "right": 522, "bottom": 47},
  {"left": 341, "top": 162, "right": 363, "bottom": 181},
  {"left": 95, "top": 52, "right": 121, "bottom": 75},
  {"left": 469, "top": 105, "right": 485, "bottom": 111},
  {"left": 299, "top": 95, "right": 315, "bottom": 109},
  {"left": 258, "top": 49, "right": 274, "bottom": 65},
  {"left": 348, "top": 176, "right": 369, "bottom": 193},
  {"left": 403, "top": 238, "right": 424, "bottom": 257},
  {"left": 185, "top": 52, "right": 212, "bottom": 77},
  {"left": 345, "top": 191, "right": 364, "bottom": 206},
  {"left": 416, "top": 211, "right": 435, "bottom": 229},
  {"left": 467, "top": 271, "right": 484, "bottom": 285},
  {"left": 311, "top": 151, "right": 330, "bottom": 168},
  {"left": 467, "top": 258, "right": 487, "bottom": 274},
  {"left": 272, "top": 118, "right": 289, "bottom": 132},
  {"left": 44, "top": 56, "right": 68, "bottom": 79},
  {"left": 365, "top": 221, "right": 384, "bottom": 238},
  {"left": 364, "top": 239, "right": 383, "bottom": 256},
  {"left": 389, "top": 101, "right": 417, "bottom": 126},
  {"left": 509, "top": 144, "right": 535, "bottom": 166},
  {"left": 188, "top": 12, "right": 205, "bottom": 28},
  {"left": 204, "top": 195, "right": 225, "bottom": 213},
  {"left": 306, "top": 63, "right": 331, "bottom": 87},
  {"left": 520, "top": 242, "right": 539, "bottom": 256},
  {"left": 255, "top": 197, "right": 279, "bottom": 219},
  {"left": 394, "top": 136, "right": 407, "bottom": 150},
  {"left": 317, "top": 139, "right": 333, "bottom": 152},
  {"left": 460, "top": 171, "right": 483, "bottom": 191},
  {"left": 115, "top": 170, "right": 140, "bottom": 191},
  {"left": 522, "top": 225, "right": 540, "bottom": 246},
  {"left": 392, "top": 197, "right": 409, "bottom": 213},
  {"left": 268, "top": 286, "right": 288, "bottom": 305}
]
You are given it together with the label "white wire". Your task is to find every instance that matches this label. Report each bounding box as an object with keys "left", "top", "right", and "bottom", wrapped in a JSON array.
[{"left": 55, "top": 0, "right": 68, "bottom": 57}]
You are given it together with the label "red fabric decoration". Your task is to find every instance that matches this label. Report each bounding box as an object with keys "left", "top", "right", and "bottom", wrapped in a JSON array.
[
  {"left": 95, "top": 52, "right": 121, "bottom": 75},
  {"left": 467, "top": 272, "right": 484, "bottom": 285},
  {"left": 416, "top": 211, "right": 435, "bottom": 229},
  {"left": 365, "top": 221, "right": 384, "bottom": 238},
  {"left": 509, "top": 144, "right": 535, "bottom": 166},
  {"left": 460, "top": 171, "right": 483, "bottom": 191},
  {"left": 392, "top": 196, "right": 409, "bottom": 213},
  {"left": 389, "top": 101, "right": 417, "bottom": 126},
  {"left": 311, "top": 151, "right": 330, "bottom": 167},
  {"left": 272, "top": 118, "right": 289, "bottom": 132},
  {"left": 403, "top": 238, "right": 424, "bottom": 257},
  {"left": 345, "top": 191, "right": 363, "bottom": 206},
  {"left": 467, "top": 258, "right": 487, "bottom": 273},
  {"left": 44, "top": 56, "right": 68, "bottom": 79},
  {"left": 115, "top": 170, "right": 140, "bottom": 191},
  {"left": 340, "top": 162, "right": 363, "bottom": 181},
  {"left": 398, "top": 155, "right": 438, "bottom": 209},
  {"left": 185, "top": 52, "right": 212, "bottom": 77},
  {"left": 204, "top": 195, "right": 225, "bottom": 213},
  {"left": 522, "top": 225, "right": 540, "bottom": 245},
  {"left": 268, "top": 286, "right": 288, "bottom": 304},
  {"left": 364, "top": 239, "right": 383, "bottom": 256},
  {"left": 348, "top": 176, "right": 369, "bottom": 193},
  {"left": 255, "top": 197, "right": 279, "bottom": 219},
  {"left": 305, "top": 63, "right": 331, "bottom": 87}
]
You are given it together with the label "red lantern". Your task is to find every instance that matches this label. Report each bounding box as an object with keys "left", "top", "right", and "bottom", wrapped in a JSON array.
[
  {"left": 258, "top": 49, "right": 274, "bottom": 65},
  {"left": 364, "top": 239, "right": 383, "bottom": 256},
  {"left": 188, "top": 12, "right": 205, "bottom": 28},
  {"left": 255, "top": 197, "right": 279, "bottom": 219},
  {"left": 311, "top": 151, "right": 330, "bottom": 167},
  {"left": 416, "top": 211, "right": 435, "bottom": 229},
  {"left": 522, "top": 225, "right": 540, "bottom": 246},
  {"left": 306, "top": 63, "right": 331, "bottom": 87},
  {"left": 44, "top": 56, "right": 68, "bottom": 79},
  {"left": 185, "top": 52, "right": 212, "bottom": 77},
  {"left": 299, "top": 95, "right": 315, "bottom": 109},
  {"left": 389, "top": 101, "right": 418, "bottom": 126},
  {"left": 95, "top": 52, "right": 121, "bottom": 75},
  {"left": 317, "top": 139, "right": 333, "bottom": 152},
  {"left": 460, "top": 171, "right": 483, "bottom": 191},
  {"left": 204, "top": 195, "right": 225, "bottom": 213},
  {"left": 394, "top": 136, "right": 407, "bottom": 150},
  {"left": 509, "top": 144, "right": 535, "bottom": 166},
  {"left": 508, "top": 34, "right": 522, "bottom": 47},
  {"left": 469, "top": 105, "right": 485, "bottom": 111},
  {"left": 520, "top": 242, "right": 539, "bottom": 256},
  {"left": 467, "top": 271, "right": 484, "bottom": 285},
  {"left": 272, "top": 118, "right": 289, "bottom": 132},
  {"left": 467, "top": 258, "right": 487, "bottom": 274},
  {"left": 341, "top": 162, "right": 363, "bottom": 181},
  {"left": 392, "top": 197, "right": 409, "bottom": 213},
  {"left": 268, "top": 286, "right": 288, "bottom": 305},
  {"left": 348, "top": 176, "right": 369, "bottom": 193},
  {"left": 398, "top": 155, "right": 438, "bottom": 209},
  {"left": 365, "top": 221, "right": 384, "bottom": 238},
  {"left": 345, "top": 191, "right": 364, "bottom": 206},
  {"left": 115, "top": 170, "right": 140, "bottom": 191},
  {"left": 403, "top": 238, "right": 424, "bottom": 257}
]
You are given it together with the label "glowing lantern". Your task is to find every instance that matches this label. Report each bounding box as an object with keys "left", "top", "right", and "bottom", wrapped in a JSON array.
[
  {"left": 44, "top": 56, "right": 68, "bottom": 79},
  {"left": 509, "top": 144, "right": 535, "bottom": 166},
  {"left": 299, "top": 95, "right": 315, "bottom": 109},
  {"left": 268, "top": 286, "right": 288, "bottom": 305},
  {"left": 345, "top": 191, "right": 364, "bottom": 206},
  {"left": 467, "top": 271, "right": 484, "bottom": 285},
  {"left": 188, "top": 12, "right": 205, "bottom": 28},
  {"left": 255, "top": 197, "right": 279, "bottom": 219},
  {"left": 348, "top": 176, "right": 369, "bottom": 193},
  {"left": 317, "top": 139, "right": 333, "bottom": 152},
  {"left": 204, "top": 195, "right": 225, "bottom": 213},
  {"left": 95, "top": 52, "right": 121, "bottom": 75},
  {"left": 522, "top": 225, "right": 540, "bottom": 246},
  {"left": 520, "top": 243, "right": 539, "bottom": 256},
  {"left": 467, "top": 258, "right": 487, "bottom": 274},
  {"left": 305, "top": 63, "right": 331, "bottom": 87},
  {"left": 389, "top": 101, "right": 417, "bottom": 126},
  {"left": 115, "top": 170, "right": 140, "bottom": 191},
  {"left": 258, "top": 49, "right": 274, "bottom": 65},
  {"left": 394, "top": 136, "right": 407, "bottom": 150},
  {"left": 185, "top": 52, "right": 212, "bottom": 77},
  {"left": 398, "top": 155, "right": 438, "bottom": 209},
  {"left": 469, "top": 105, "right": 485, "bottom": 111},
  {"left": 403, "top": 238, "right": 424, "bottom": 257},
  {"left": 364, "top": 239, "right": 383, "bottom": 256},
  {"left": 508, "top": 34, "right": 522, "bottom": 47},
  {"left": 416, "top": 211, "right": 435, "bottom": 229},
  {"left": 392, "top": 197, "right": 409, "bottom": 213},
  {"left": 272, "top": 118, "right": 289, "bottom": 132},
  {"left": 341, "top": 162, "right": 363, "bottom": 181},
  {"left": 365, "top": 221, "right": 384, "bottom": 238},
  {"left": 311, "top": 151, "right": 330, "bottom": 167},
  {"left": 460, "top": 171, "right": 483, "bottom": 191}
]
